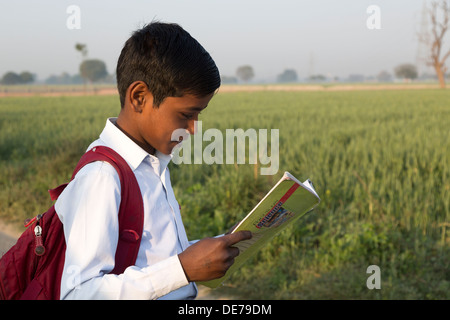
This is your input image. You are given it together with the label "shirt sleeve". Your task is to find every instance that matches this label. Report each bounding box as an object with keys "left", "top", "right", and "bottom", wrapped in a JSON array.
[{"left": 55, "top": 161, "right": 189, "bottom": 300}]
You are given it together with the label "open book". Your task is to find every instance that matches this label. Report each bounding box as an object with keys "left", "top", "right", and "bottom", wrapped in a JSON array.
[{"left": 198, "top": 171, "right": 321, "bottom": 288}]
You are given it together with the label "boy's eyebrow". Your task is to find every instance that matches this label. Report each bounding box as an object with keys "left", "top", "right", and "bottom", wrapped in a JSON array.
[{"left": 186, "top": 105, "right": 208, "bottom": 111}]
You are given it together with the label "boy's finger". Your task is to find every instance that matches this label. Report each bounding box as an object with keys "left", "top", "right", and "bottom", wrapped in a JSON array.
[{"left": 223, "top": 230, "right": 252, "bottom": 246}]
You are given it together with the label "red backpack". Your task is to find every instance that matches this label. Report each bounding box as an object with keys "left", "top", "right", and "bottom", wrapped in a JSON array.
[{"left": 0, "top": 146, "right": 144, "bottom": 300}]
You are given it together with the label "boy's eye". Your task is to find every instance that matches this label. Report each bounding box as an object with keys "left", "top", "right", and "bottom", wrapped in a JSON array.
[
  {"left": 181, "top": 113, "right": 194, "bottom": 119},
  {"left": 181, "top": 112, "right": 201, "bottom": 120}
]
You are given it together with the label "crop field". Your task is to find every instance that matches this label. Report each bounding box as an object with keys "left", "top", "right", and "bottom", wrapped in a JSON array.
[{"left": 0, "top": 88, "right": 449, "bottom": 299}]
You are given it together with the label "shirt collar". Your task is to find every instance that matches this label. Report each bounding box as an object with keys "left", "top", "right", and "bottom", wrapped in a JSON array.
[{"left": 99, "top": 118, "right": 172, "bottom": 175}]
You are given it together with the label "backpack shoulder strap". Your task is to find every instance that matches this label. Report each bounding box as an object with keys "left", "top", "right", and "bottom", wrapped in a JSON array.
[{"left": 53, "top": 146, "right": 144, "bottom": 275}]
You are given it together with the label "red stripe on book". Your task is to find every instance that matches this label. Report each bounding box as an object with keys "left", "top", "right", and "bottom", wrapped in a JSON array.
[{"left": 279, "top": 183, "right": 299, "bottom": 203}]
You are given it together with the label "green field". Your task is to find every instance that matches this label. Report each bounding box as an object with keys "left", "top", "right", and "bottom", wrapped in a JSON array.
[{"left": 0, "top": 89, "right": 449, "bottom": 299}]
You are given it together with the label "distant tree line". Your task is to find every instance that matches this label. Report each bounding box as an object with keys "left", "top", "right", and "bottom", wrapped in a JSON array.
[
  {"left": 0, "top": 42, "right": 110, "bottom": 86},
  {"left": 222, "top": 65, "right": 298, "bottom": 83},
  {"left": 45, "top": 73, "right": 84, "bottom": 85},
  {"left": 0, "top": 70, "right": 115, "bottom": 85},
  {"left": 3, "top": 62, "right": 446, "bottom": 87},
  {"left": 220, "top": 63, "right": 445, "bottom": 84},
  {"left": 0, "top": 71, "right": 35, "bottom": 85}
]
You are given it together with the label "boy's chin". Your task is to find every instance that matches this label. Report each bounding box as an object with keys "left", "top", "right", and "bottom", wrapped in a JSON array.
[{"left": 161, "top": 141, "right": 181, "bottom": 155}]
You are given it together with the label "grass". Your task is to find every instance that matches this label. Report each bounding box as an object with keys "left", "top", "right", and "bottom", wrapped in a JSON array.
[{"left": 0, "top": 89, "right": 449, "bottom": 299}]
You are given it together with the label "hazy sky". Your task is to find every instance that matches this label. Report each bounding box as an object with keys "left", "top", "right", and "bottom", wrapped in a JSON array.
[{"left": 0, "top": 0, "right": 433, "bottom": 82}]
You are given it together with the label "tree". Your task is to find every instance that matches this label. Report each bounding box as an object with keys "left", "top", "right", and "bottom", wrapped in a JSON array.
[
  {"left": 427, "top": 1, "right": 450, "bottom": 88},
  {"left": 376, "top": 70, "right": 392, "bottom": 82},
  {"left": 1, "top": 72, "right": 22, "bottom": 85},
  {"left": 236, "top": 65, "right": 254, "bottom": 82},
  {"left": 347, "top": 74, "right": 365, "bottom": 82},
  {"left": 221, "top": 75, "right": 238, "bottom": 84},
  {"left": 19, "top": 71, "right": 35, "bottom": 84},
  {"left": 1, "top": 71, "right": 35, "bottom": 85},
  {"left": 394, "top": 64, "right": 418, "bottom": 81},
  {"left": 75, "top": 43, "right": 88, "bottom": 60},
  {"left": 309, "top": 74, "right": 327, "bottom": 82},
  {"left": 419, "top": 1, "right": 450, "bottom": 87},
  {"left": 79, "top": 59, "right": 108, "bottom": 83},
  {"left": 277, "top": 69, "right": 298, "bottom": 83}
]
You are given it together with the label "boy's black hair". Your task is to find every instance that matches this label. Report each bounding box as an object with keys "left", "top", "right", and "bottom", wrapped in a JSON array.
[{"left": 116, "top": 22, "right": 221, "bottom": 107}]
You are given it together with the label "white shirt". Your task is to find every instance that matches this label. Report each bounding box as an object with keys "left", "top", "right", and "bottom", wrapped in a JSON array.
[{"left": 55, "top": 118, "right": 197, "bottom": 300}]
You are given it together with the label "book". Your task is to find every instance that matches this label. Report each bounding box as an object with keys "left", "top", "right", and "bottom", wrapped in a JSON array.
[{"left": 198, "top": 171, "right": 321, "bottom": 288}]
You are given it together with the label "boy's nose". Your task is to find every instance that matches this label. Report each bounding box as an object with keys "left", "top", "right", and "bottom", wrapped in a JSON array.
[{"left": 187, "top": 119, "right": 196, "bottom": 135}]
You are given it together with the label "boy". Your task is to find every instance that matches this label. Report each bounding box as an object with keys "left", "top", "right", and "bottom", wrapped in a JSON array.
[{"left": 55, "top": 22, "right": 251, "bottom": 299}]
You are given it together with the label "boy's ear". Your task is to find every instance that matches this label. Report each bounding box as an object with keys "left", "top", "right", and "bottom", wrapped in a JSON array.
[{"left": 127, "top": 81, "right": 152, "bottom": 113}]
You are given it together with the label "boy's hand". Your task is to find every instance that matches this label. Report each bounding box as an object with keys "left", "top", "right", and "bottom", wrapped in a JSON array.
[{"left": 178, "top": 231, "right": 252, "bottom": 282}]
